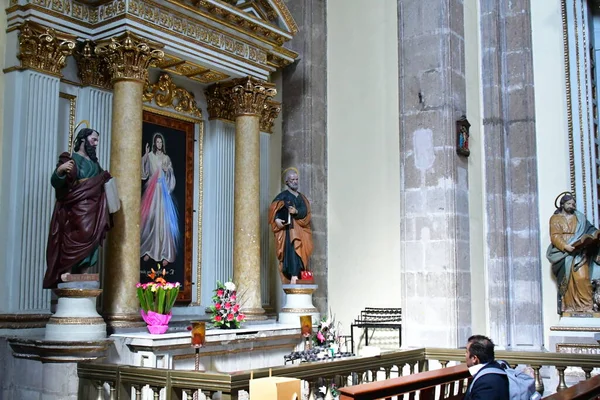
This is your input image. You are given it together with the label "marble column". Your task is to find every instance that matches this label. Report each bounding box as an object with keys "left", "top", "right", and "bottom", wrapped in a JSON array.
[
  {"left": 95, "top": 32, "right": 164, "bottom": 330},
  {"left": 230, "top": 78, "right": 276, "bottom": 319}
]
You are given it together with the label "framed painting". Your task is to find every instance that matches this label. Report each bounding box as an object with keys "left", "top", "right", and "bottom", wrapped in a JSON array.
[{"left": 140, "top": 109, "right": 195, "bottom": 302}]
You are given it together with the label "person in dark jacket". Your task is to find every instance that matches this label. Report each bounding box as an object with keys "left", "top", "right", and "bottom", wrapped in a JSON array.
[{"left": 463, "top": 335, "right": 510, "bottom": 400}]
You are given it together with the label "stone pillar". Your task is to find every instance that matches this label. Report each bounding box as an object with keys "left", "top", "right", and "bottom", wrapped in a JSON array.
[
  {"left": 282, "top": 0, "right": 328, "bottom": 313},
  {"left": 479, "top": 0, "right": 542, "bottom": 349},
  {"left": 398, "top": 0, "right": 471, "bottom": 347},
  {"left": 95, "top": 32, "right": 163, "bottom": 330},
  {"left": 230, "top": 77, "right": 276, "bottom": 319}
]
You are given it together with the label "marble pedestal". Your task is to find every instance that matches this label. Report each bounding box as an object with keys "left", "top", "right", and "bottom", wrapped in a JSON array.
[
  {"left": 278, "top": 284, "right": 320, "bottom": 327},
  {"left": 45, "top": 280, "right": 106, "bottom": 341}
]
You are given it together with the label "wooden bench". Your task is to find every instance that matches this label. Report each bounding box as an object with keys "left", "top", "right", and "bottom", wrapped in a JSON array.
[{"left": 350, "top": 307, "right": 402, "bottom": 354}]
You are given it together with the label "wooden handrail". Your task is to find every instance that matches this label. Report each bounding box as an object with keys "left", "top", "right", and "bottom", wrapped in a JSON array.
[
  {"left": 338, "top": 364, "right": 470, "bottom": 400},
  {"left": 543, "top": 374, "right": 600, "bottom": 400}
]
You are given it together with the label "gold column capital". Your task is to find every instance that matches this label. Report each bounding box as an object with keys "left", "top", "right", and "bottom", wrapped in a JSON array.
[
  {"left": 74, "top": 40, "right": 111, "bottom": 89},
  {"left": 95, "top": 32, "right": 165, "bottom": 83},
  {"left": 17, "top": 21, "right": 76, "bottom": 77},
  {"left": 259, "top": 100, "right": 281, "bottom": 134},
  {"left": 230, "top": 77, "right": 277, "bottom": 117}
]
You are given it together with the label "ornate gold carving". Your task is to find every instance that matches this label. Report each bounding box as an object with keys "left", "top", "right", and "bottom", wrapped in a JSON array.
[
  {"left": 74, "top": 40, "right": 111, "bottom": 89},
  {"left": 129, "top": 0, "right": 268, "bottom": 65},
  {"left": 205, "top": 83, "right": 235, "bottom": 121},
  {"left": 95, "top": 31, "right": 164, "bottom": 83},
  {"left": 59, "top": 93, "right": 77, "bottom": 152},
  {"left": 205, "top": 78, "right": 278, "bottom": 128},
  {"left": 53, "top": 288, "right": 103, "bottom": 297},
  {"left": 143, "top": 73, "right": 203, "bottom": 118},
  {"left": 17, "top": 21, "right": 76, "bottom": 76},
  {"left": 48, "top": 316, "right": 105, "bottom": 325},
  {"left": 260, "top": 100, "right": 281, "bottom": 134},
  {"left": 190, "top": 70, "right": 230, "bottom": 84},
  {"left": 282, "top": 287, "right": 315, "bottom": 295},
  {"left": 230, "top": 76, "right": 276, "bottom": 116}
]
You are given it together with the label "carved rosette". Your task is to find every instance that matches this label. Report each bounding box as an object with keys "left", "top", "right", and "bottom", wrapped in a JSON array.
[
  {"left": 259, "top": 100, "right": 281, "bottom": 134},
  {"left": 74, "top": 40, "right": 111, "bottom": 89},
  {"left": 17, "top": 21, "right": 76, "bottom": 77},
  {"left": 230, "top": 77, "right": 277, "bottom": 117},
  {"left": 95, "top": 32, "right": 164, "bottom": 83},
  {"left": 143, "top": 73, "right": 203, "bottom": 118}
]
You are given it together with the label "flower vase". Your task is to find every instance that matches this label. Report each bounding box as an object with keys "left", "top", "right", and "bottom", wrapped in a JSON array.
[{"left": 141, "top": 310, "right": 172, "bottom": 334}]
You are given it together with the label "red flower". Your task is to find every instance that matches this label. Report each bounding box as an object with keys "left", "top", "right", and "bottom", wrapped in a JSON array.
[
  {"left": 225, "top": 302, "right": 231, "bottom": 310},
  {"left": 233, "top": 304, "right": 240, "bottom": 313},
  {"left": 215, "top": 315, "right": 222, "bottom": 322},
  {"left": 231, "top": 294, "right": 237, "bottom": 301},
  {"left": 227, "top": 313, "right": 234, "bottom": 321},
  {"left": 215, "top": 302, "right": 221, "bottom": 310},
  {"left": 217, "top": 289, "right": 224, "bottom": 296},
  {"left": 236, "top": 314, "right": 244, "bottom": 322}
]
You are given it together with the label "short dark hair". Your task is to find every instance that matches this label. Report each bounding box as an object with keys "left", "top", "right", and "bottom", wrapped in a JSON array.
[{"left": 467, "top": 335, "right": 495, "bottom": 363}]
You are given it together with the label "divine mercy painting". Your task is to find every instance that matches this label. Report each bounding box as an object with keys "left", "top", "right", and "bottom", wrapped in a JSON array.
[{"left": 140, "top": 109, "right": 194, "bottom": 302}]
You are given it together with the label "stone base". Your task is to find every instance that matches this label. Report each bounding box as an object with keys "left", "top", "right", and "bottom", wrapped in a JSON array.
[
  {"left": 278, "top": 284, "right": 320, "bottom": 327},
  {"left": 549, "top": 316, "right": 600, "bottom": 353},
  {"left": 45, "top": 283, "right": 106, "bottom": 341}
]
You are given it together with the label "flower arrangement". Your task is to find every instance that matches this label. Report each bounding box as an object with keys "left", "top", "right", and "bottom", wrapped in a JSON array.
[
  {"left": 209, "top": 281, "right": 246, "bottom": 329},
  {"left": 136, "top": 265, "right": 181, "bottom": 315},
  {"left": 313, "top": 312, "right": 341, "bottom": 347}
]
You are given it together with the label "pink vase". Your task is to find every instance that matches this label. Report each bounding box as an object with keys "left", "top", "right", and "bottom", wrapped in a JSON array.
[{"left": 141, "top": 310, "right": 172, "bottom": 334}]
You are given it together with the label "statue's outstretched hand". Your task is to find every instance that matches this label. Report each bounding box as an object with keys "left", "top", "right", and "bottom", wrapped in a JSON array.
[
  {"left": 564, "top": 244, "right": 575, "bottom": 253},
  {"left": 57, "top": 160, "right": 74, "bottom": 177},
  {"left": 275, "top": 218, "right": 285, "bottom": 229}
]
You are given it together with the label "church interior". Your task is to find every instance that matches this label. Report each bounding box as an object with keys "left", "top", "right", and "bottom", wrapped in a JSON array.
[{"left": 1, "top": 0, "right": 600, "bottom": 398}]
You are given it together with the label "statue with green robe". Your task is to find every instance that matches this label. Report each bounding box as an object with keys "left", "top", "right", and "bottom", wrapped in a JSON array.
[{"left": 43, "top": 128, "right": 113, "bottom": 288}]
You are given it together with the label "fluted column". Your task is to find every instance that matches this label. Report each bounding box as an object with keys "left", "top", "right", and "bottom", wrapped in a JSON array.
[
  {"left": 230, "top": 77, "right": 276, "bottom": 319},
  {"left": 95, "top": 32, "right": 164, "bottom": 329},
  {"left": 0, "top": 22, "right": 75, "bottom": 313}
]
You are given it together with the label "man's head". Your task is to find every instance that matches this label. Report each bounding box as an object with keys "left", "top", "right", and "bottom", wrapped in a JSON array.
[
  {"left": 74, "top": 128, "right": 100, "bottom": 162},
  {"left": 465, "top": 335, "right": 495, "bottom": 367},
  {"left": 559, "top": 194, "right": 576, "bottom": 214},
  {"left": 152, "top": 133, "right": 166, "bottom": 154},
  {"left": 285, "top": 170, "right": 299, "bottom": 191}
]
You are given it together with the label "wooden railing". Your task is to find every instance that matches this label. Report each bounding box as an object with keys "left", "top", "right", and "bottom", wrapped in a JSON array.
[
  {"left": 543, "top": 374, "right": 600, "bottom": 400},
  {"left": 78, "top": 347, "right": 600, "bottom": 399},
  {"left": 338, "top": 364, "right": 470, "bottom": 400}
]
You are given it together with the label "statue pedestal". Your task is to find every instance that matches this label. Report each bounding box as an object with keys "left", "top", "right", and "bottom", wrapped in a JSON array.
[
  {"left": 45, "top": 277, "right": 106, "bottom": 341},
  {"left": 278, "top": 284, "right": 320, "bottom": 327},
  {"left": 549, "top": 317, "right": 600, "bottom": 354}
]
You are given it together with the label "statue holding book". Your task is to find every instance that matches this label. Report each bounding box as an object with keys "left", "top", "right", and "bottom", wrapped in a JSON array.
[
  {"left": 547, "top": 192, "right": 600, "bottom": 314},
  {"left": 269, "top": 168, "right": 313, "bottom": 285}
]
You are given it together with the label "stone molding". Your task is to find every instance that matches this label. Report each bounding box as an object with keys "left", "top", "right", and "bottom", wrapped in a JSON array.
[
  {"left": 205, "top": 78, "right": 281, "bottom": 132},
  {"left": 95, "top": 31, "right": 164, "bottom": 83},
  {"left": 143, "top": 73, "right": 203, "bottom": 118},
  {"left": 17, "top": 20, "right": 76, "bottom": 77}
]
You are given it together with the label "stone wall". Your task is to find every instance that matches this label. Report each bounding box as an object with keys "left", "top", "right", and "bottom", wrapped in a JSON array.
[{"left": 282, "top": 0, "right": 328, "bottom": 313}]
